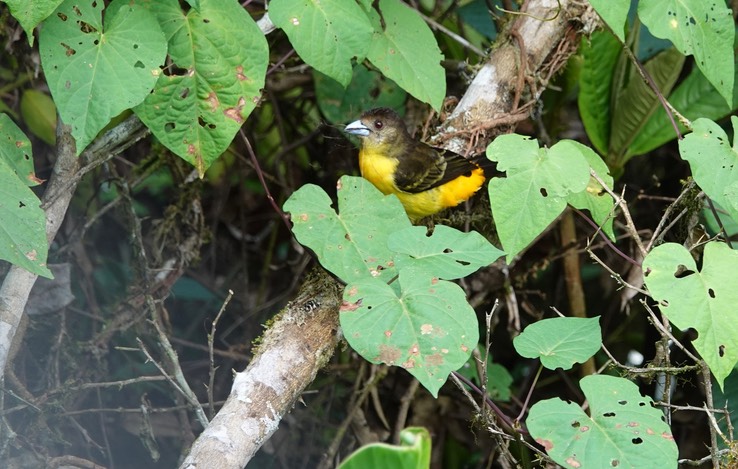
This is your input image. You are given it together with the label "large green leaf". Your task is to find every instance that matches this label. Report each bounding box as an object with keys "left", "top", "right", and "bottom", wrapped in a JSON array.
[
  {"left": 285, "top": 175, "right": 485, "bottom": 397},
  {"left": 513, "top": 316, "right": 602, "bottom": 370},
  {"left": 365, "top": 0, "right": 445, "bottom": 111},
  {"left": 0, "top": 115, "right": 51, "bottom": 278},
  {"left": 487, "top": 135, "right": 590, "bottom": 262},
  {"left": 0, "top": 162, "right": 52, "bottom": 278},
  {"left": 134, "top": 0, "right": 268, "bottom": 176},
  {"left": 608, "top": 46, "right": 684, "bottom": 170},
  {"left": 639, "top": 0, "right": 735, "bottom": 106},
  {"left": 270, "top": 0, "right": 374, "bottom": 87},
  {"left": 342, "top": 266, "right": 479, "bottom": 397},
  {"left": 528, "top": 375, "right": 678, "bottom": 469},
  {"left": 578, "top": 31, "right": 622, "bottom": 156},
  {"left": 283, "top": 176, "right": 411, "bottom": 284},
  {"left": 679, "top": 117, "right": 738, "bottom": 224},
  {"left": 39, "top": 0, "right": 167, "bottom": 153},
  {"left": 643, "top": 241, "right": 738, "bottom": 389}
]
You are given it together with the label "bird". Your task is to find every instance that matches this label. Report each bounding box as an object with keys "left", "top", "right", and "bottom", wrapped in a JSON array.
[{"left": 344, "top": 107, "right": 489, "bottom": 221}]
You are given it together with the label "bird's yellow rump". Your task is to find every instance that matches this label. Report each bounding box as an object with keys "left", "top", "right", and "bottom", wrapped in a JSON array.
[{"left": 345, "top": 108, "right": 487, "bottom": 221}]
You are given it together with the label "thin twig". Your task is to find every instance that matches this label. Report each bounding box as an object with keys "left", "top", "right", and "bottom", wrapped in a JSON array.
[
  {"left": 418, "top": 11, "right": 486, "bottom": 57},
  {"left": 588, "top": 249, "right": 648, "bottom": 296},
  {"left": 480, "top": 300, "right": 500, "bottom": 415},
  {"left": 642, "top": 301, "right": 701, "bottom": 364},
  {"left": 391, "top": 379, "right": 419, "bottom": 444},
  {"left": 656, "top": 402, "right": 726, "bottom": 414},
  {"left": 64, "top": 376, "right": 168, "bottom": 391},
  {"left": 451, "top": 371, "right": 519, "bottom": 432},
  {"left": 317, "top": 369, "right": 386, "bottom": 469},
  {"left": 267, "top": 48, "right": 296, "bottom": 75},
  {"left": 572, "top": 206, "right": 640, "bottom": 268},
  {"left": 515, "top": 364, "right": 542, "bottom": 423},
  {"left": 705, "top": 197, "right": 734, "bottom": 249},
  {"left": 646, "top": 180, "right": 698, "bottom": 251},
  {"left": 208, "top": 289, "right": 234, "bottom": 420},
  {"left": 239, "top": 129, "right": 292, "bottom": 233},
  {"left": 57, "top": 401, "right": 224, "bottom": 417},
  {"left": 700, "top": 363, "right": 721, "bottom": 468},
  {"left": 148, "top": 316, "right": 209, "bottom": 428},
  {"left": 449, "top": 372, "right": 481, "bottom": 413},
  {"left": 620, "top": 43, "right": 689, "bottom": 137},
  {"left": 591, "top": 170, "right": 648, "bottom": 259},
  {"left": 678, "top": 449, "right": 732, "bottom": 466},
  {"left": 137, "top": 339, "right": 195, "bottom": 411},
  {"left": 602, "top": 346, "right": 699, "bottom": 374}
]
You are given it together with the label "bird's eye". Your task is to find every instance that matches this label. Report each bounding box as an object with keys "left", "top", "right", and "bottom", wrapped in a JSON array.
[{"left": 374, "top": 120, "right": 383, "bottom": 130}]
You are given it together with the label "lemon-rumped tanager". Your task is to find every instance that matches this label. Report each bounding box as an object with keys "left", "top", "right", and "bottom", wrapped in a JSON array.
[{"left": 345, "top": 107, "right": 489, "bottom": 221}]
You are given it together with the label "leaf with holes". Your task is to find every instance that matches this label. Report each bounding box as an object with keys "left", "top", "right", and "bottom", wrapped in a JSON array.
[
  {"left": 513, "top": 316, "right": 602, "bottom": 371},
  {"left": 283, "top": 176, "right": 411, "bottom": 284},
  {"left": 39, "top": 0, "right": 167, "bottom": 153},
  {"left": 639, "top": 0, "right": 734, "bottom": 106},
  {"left": 365, "top": 0, "right": 445, "bottom": 111},
  {"left": 0, "top": 119, "right": 51, "bottom": 278},
  {"left": 0, "top": 163, "right": 52, "bottom": 278},
  {"left": 270, "top": 0, "right": 373, "bottom": 87},
  {"left": 679, "top": 117, "right": 738, "bottom": 225},
  {"left": 341, "top": 267, "right": 479, "bottom": 397},
  {"left": 487, "top": 135, "right": 590, "bottom": 262},
  {"left": 387, "top": 225, "right": 504, "bottom": 280},
  {"left": 5, "top": 0, "right": 64, "bottom": 45},
  {"left": 134, "top": 0, "right": 268, "bottom": 176},
  {"left": 528, "top": 375, "right": 678, "bottom": 469},
  {"left": 643, "top": 241, "right": 738, "bottom": 389},
  {"left": 0, "top": 114, "right": 43, "bottom": 186}
]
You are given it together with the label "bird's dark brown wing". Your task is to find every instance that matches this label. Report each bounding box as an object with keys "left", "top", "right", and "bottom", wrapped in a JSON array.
[{"left": 394, "top": 142, "right": 482, "bottom": 194}]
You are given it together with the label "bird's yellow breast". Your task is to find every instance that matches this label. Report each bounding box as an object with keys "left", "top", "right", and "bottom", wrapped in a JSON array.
[
  {"left": 359, "top": 147, "right": 485, "bottom": 220},
  {"left": 358, "top": 146, "right": 399, "bottom": 196}
]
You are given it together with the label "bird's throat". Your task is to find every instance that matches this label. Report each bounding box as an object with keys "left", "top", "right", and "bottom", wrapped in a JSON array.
[{"left": 358, "top": 147, "right": 400, "bottom": 196}]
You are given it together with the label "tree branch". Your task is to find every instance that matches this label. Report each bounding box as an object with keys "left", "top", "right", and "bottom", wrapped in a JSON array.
[{"left": 180, "top": 268, "right": 342, "bottom": 469}]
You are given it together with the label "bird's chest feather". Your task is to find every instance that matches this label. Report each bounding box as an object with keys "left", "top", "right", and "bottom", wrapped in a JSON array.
[{"left": 358, "top": 148, "right": 400, "bottom": 195}]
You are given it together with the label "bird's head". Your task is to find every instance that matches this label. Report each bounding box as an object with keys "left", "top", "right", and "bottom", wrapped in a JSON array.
[{"left": 344, "top": 108, "right": 410, "bottom": 149}]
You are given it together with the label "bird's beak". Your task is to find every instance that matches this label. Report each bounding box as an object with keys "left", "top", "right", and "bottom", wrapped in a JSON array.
[{"left": 345, "top": 120, "right": 370, "bottom": 137}]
